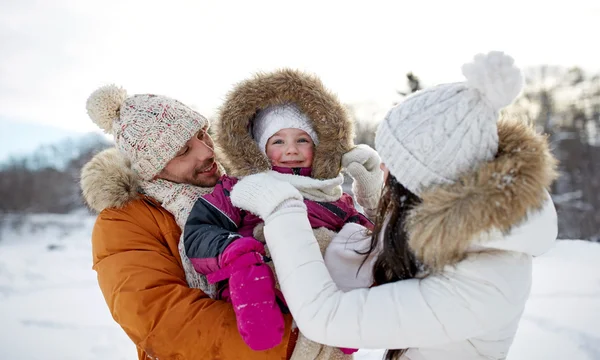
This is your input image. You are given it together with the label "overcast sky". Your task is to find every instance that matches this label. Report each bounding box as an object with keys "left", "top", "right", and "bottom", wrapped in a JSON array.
[{"left": 2, "top": 0, "right": 599, "bottom": 134}]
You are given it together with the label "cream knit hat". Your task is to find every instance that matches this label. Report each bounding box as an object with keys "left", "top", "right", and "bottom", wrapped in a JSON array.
[
  {"left": 252, "top": 103, "right": 319, "bottom": 154},
  {"left": 86, "top": 85, "right": 208, "bottom": 180},
  {"left": 375, "top": 51, "right": 524, "bottom": 195}
]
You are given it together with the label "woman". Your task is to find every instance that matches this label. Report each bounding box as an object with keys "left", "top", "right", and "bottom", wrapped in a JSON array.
[{"left": 228, "top": 51, "right": 559, "bottom": 359}]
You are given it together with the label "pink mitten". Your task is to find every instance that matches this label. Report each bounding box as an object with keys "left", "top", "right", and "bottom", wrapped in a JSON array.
[{"left": 207, "top": 237, "right": 285, "bottom": 351}]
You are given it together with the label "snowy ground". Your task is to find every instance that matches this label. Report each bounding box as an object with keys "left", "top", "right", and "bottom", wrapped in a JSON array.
[{"left": 0, "top": 214, "right": 599, "bottom": 360}]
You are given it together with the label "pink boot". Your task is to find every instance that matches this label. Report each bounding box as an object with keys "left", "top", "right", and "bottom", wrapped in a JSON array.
[{"left": 207, "top": 237, "right": 285, "bottom": 351}]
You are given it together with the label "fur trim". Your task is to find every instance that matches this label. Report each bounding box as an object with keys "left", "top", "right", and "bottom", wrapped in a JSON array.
[
  {"left": 80, "top": 147, "right": 140, "bottom": 213},
  {"left": 216, "top": 68, "right": 354, "bottom": 180},
  {"left": 406, "top": 119, "right": 559, "bottom": 271}
]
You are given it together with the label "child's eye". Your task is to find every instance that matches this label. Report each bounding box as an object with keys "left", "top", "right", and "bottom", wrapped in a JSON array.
[
  {"left": 298, "top": 138, "right": 310, "bottom": 143},
  {"left": 272, "top": 139, "right": 284, "bottom": 145},
  {"left": 197, "top": 130, "right": 205, "bottom": 140}
]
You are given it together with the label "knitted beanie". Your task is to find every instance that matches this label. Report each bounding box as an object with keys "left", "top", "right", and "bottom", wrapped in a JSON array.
[
  {"left": 375, "top": 51, "right": 524, "bottom": 195},
  {"left": 86, "top": 85, "right": 208, "bottom": 180},
  {"left": 252, "top": 103, "right": 319, "bottom": 154}
]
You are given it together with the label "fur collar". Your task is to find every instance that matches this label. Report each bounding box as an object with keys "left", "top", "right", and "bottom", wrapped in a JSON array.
[
  {"left": 215, "top": 68, "right": 354, "bottom": 180},
  {"left": 406, "top": 119, "right": 559, "bottom": 271},
  {"left": 80, "top": 147, "right": 140, "bottom": 213}
]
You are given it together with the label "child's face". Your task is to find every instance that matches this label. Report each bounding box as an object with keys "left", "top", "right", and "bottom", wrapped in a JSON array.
[{"left": 265, "top": 128, "right": 314, "bottom": 168}]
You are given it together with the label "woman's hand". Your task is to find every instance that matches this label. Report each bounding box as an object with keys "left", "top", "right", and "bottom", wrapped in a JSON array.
[
  {"left": 230, "top": 171, "right": 305, "bottom": 220},
  {"left": 342, "top": 144, "right": 384, "bottom": 219}
]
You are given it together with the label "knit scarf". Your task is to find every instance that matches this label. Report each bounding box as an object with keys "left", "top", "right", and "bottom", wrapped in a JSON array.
[
  {"left": 267, "top": 170, "right": 344, "bottom": 202},
  {"left": 139, "top": 177, "right": 218, "bottom": 297}
]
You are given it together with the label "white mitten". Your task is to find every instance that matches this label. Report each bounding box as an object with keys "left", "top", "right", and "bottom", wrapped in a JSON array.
[
  {"left": 324, "top": 222, "right": 378, "bottom": 292},
  {"left": 230, "top": 172, "right": 305, "bottom": 220},
  {"left": 342, "top": 144, "right": 384, "bottom": 220}
]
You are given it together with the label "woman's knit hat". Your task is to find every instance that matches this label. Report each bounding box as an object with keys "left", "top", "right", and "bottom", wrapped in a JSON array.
[{"left": 375, "top": 51, "right": 524, "bottom": 195}]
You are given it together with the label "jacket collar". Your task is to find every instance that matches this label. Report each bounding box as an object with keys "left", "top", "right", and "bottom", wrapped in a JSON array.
[{"left": 406, "top": 119, "right": 559, "bottom": 271}]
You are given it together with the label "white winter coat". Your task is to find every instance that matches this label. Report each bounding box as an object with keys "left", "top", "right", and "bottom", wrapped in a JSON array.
[{"left": 248, "top": 120, "right": 559, "bottom": 360}]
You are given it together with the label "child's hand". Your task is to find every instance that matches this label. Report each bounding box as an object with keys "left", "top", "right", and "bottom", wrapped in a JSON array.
[{"left": 206, "top": 237, "right": 285, "bottom": 351}]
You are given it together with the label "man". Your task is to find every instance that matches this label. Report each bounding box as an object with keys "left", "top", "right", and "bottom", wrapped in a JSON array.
[{"left": 80, "top": 84, "right": 297, "bottom": 359}]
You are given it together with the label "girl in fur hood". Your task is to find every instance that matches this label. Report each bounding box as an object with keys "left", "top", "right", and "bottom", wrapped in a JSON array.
[
  {"left": 138, "top": 69, "right": 383, "bottom": 359},
  {"left": 229, "top": 52, "right": 559, "bottom": 360}
]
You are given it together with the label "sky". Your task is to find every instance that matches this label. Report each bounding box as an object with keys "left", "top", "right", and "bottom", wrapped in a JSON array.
[{"left": 2, "top": 0, "right": 600, "bottom": 136}]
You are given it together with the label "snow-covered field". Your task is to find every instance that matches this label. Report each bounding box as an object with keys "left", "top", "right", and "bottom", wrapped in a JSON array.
[{"left": 1, "top": 214, "right": 599, "bottom": 360}]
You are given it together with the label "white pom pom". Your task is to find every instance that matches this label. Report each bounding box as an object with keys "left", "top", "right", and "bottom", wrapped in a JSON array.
[
  {"left": 461, "top": 51, "right": 524, "bottom": 110},
  {"left": 86, "top": 84, "right": 128, "bottom": 133}
]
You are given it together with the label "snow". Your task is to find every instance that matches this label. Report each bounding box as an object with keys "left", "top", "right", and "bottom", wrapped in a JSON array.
[
  {"left": 0, "top": 214, "right": 134, "bottom": 360},
  {"left": 1, "top": 214, "right": 599, "bottom": 360}
]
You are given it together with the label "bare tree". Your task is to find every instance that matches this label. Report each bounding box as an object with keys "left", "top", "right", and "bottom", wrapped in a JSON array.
[
  {"left": 0, "top": 133, "right": 112, "bottom": 217},
  {"left": 397, "top": 72, "right": 422, "bottom": 97},
  {"left": 512, "top": 66, "right": 600, "bottom": 241},
  {"left": 345, "top": 104, "right": 379, "bottom": 148}
]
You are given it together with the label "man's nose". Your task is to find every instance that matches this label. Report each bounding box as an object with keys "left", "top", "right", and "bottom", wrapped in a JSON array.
[{"left": 192, "top": 139, "right": 214, "bottom": 160}]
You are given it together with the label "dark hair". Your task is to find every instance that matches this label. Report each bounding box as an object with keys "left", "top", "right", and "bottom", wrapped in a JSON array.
[{"left": 365, "top": 174, "right": 422, "bottom": 359}]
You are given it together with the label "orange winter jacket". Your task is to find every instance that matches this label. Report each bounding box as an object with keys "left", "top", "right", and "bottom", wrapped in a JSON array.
[{"left": 91, "top": 195, "right": 297, "bottom": 360}]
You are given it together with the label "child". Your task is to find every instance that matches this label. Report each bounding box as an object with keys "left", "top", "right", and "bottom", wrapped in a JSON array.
[{"left": 183, "top": 102, "right": 375, "bottom": 354}]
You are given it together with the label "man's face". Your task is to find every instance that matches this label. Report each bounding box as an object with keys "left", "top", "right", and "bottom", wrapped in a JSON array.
[{"left": 157, "top": 128, "right": 222, "bottom": 187}]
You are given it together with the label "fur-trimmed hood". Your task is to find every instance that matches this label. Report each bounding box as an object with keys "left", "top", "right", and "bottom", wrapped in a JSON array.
[
  {"left": 407, "top": 119, "right": 559, "bottom": 271},
  {"left": 80, "top": 147, "right": 140, "bottom": 213},
  {"left": 215, "top": 68, "right": 354, "bottom": 180}
]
